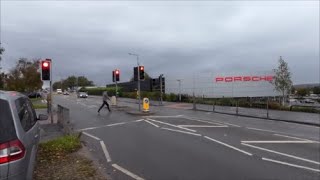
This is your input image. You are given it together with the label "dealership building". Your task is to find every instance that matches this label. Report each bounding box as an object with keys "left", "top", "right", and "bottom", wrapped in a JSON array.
[{"left": 164, "top": 71, "right": 280, "bottom": 98}]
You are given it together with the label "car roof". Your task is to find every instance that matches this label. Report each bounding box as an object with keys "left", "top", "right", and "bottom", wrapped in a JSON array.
[{"left": 0, "top": 90, "right": 27, "bottom": 101}]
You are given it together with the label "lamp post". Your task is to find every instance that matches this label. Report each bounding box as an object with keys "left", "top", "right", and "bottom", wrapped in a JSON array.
[{"left": 128, "top": 53, "right": 141, "bottom": 111}]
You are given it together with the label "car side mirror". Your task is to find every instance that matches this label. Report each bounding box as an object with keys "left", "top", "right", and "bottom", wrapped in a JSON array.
[{"left": 38, "top": 114, "right": 48, "bottom": 121}]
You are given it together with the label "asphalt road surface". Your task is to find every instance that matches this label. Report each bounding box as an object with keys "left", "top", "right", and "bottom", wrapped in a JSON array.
[{"left": 53, "top": 94, "right": 320, "bottom": 180}]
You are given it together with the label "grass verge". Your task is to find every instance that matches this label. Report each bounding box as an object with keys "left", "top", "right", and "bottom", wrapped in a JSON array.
[
  {"left": 33, "top": 104, "right": 48, "bottom": 109},
  {"left": 34, "top": 135, "right": 105, "bottom": 180}
]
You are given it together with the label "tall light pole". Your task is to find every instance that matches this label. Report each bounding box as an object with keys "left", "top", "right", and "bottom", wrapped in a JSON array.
[
  {"left": 177, "top": 79, "right": 182, "bottom": 102},
  {"left": 128, "top": 53, "right": 141, "bottom": 111}
]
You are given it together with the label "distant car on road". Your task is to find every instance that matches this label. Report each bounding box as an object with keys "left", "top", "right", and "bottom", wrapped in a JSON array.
[
  {"left": 78, "top": 92, "right": 88, "bottom": 98},
  {"left": 56, "top": 89, "right": 62, "bottom": 94},
  {"left": 0, "top": 90, "right": 48, "bottom": 180},
  {"left": 63, "top": 91, "right": 69, "bottom": 95}
]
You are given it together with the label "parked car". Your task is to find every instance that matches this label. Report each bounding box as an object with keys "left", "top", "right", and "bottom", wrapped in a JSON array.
[
  {"left": 27, "top": 92, "right": 41, "bottom": 98},
  {"left": 0, "top": 90, "right": 48, "bottom": 180},
  {"left": 63, "top": 91, "right": 69, "bottom": 95},
  {"left": 77, "top": 92, "right": 88, "bottom": 98}
]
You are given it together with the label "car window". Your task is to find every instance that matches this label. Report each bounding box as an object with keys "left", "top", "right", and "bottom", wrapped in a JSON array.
[
  {"left": 0, "top": 99, "right": 17, "bottom": 144},
  {"left": 15, "top": 97, "right": 36, "bottom": 132}
]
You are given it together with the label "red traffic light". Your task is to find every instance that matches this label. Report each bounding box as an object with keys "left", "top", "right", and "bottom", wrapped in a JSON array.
[
  {"left": 140, "top": 66, "right": 144, "bottom": 70},
  {"left": 42, "top": 61, "right": 49, "bottom": 68},
  {"left": 115, "top": 70, "right": 120, "bottom": 74}
]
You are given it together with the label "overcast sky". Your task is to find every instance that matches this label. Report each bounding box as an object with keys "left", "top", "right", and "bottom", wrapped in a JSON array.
[{"left": 0, "top": 1, "right": 319, "bottom": 86}]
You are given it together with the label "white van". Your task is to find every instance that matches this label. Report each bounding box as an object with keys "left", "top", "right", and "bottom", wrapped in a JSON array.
[{"left": 56, "top": 89, "right": 62, "bottom": 94}]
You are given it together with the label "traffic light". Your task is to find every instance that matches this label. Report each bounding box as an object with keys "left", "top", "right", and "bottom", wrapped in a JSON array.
[
  {"left": 134, "top": 67, "right": 138, "bottom": 81},
  {"left": 139, "top": 66, "right": 145, "bottom": 80},
  {"left": 115, "top": 69, "right": 120, "bottom": 82},
  {"left": 41, "top": 60, "right": 51, "bottom": 81},
  {"left": 112, "top": 69, "right": 120, "bottom": 82},
  {"left": 112, "top": 71, "right": 115, "bottom": 82}
]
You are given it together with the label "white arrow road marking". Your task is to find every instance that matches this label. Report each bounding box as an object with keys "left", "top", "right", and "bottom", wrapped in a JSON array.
[
  {"left": 242, "top": 143, "right": 320, "bottom": 165},
  {"left": 144, "top": 120, "right": 160, "bottom": 128},
  {"left": 147, "top": 118, "right": 197, "bottom": 132},
  {"left": 273, "top": 134, "right": 319, "bottom": 143},
  {"left": 262, "top": 157, "right": 320, "bottom": 173},
  {"left": 204, "top": 136, "right": 252, "bottom": 156},
  {"left": 161, "top": 128, "right": 202, "bottom": 137},
  {"left": 178, "top": 125, "right": 228, "bottom": 128},
  {"left": 241, "top": 141, "right": 315, "bottom": 144}
]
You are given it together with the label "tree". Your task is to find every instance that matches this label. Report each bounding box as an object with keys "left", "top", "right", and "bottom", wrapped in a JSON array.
[
  {"left": 296, "top": 88, "right": 308, "bottom": 97},
  {"left": 313, "top": 86, "right": 320, "bottom": 94},
  {"left": 53, "top": 75, "right": 94, "bottom": 90},
  {"left": 0, "top": 46, "right": 4, "bottom": 63},
  {"left": 6, "top": 58, "right": 43, "bottom": 92},
  {"left": 272, "top": 56, "right": 293, "bottom": 106}
]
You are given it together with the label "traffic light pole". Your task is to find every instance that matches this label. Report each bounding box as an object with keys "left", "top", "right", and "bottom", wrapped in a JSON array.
[
  {"left": 137, "top": 57, "right": 141, "bottom": 111},
  {"left": 50, "top": 80, "right": 53, "bottom": 124}
]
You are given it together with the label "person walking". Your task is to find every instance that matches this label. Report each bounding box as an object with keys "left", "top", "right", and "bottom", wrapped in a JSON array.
[{"left": 98, "top": 91, "right": 111, "bottom": 113}]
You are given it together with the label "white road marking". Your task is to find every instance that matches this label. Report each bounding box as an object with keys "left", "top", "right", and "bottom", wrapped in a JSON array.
[
  {"left": 107, "top": 122, "right": 126, "bottom": 127},
  {"left": 262, "top": 157, "right": 320, "bottom": 173},
  {"left": 273, "top": 134, "right": 319, "bottom": 143},
  {"left": 204, "top": 136, "right": 252, "bottom": 156},
  {"left": 143, "top": 115, "right": 183, "bottom": 118},
  {"left": 144, "top": 120, "right": 160, "bottom": 128},
  {"left": 100, "top": 141, "right": 112, "bottom": 162},
  {"left": 147, "top": 118, "right": 197, "bottom": 132},
  {"left": 241, "top": 140, "right": 314, "bottom": 144},
  {"left": 242, "top": 143, "right": 320, "bottom": 165},
  {"left": 184, "top": 117, "right": 240, "bottom": 127},
  {"left": 178, "top": 125, "right": 228, "bottom": 128},
  {"left": 82, "top": 132, "right": 101, "bottom": 141},
  {"left": 77, "top": 119, "right": 144, "bottom": 131},
  {"left": 161, "top": 128, "right": 202, "bottom": 137},
  {"left": 246, "top": 127, "right": 278, "bottom": 133},
  {"left": 112, "top": 164, "right": 145, "bottom": 180}
]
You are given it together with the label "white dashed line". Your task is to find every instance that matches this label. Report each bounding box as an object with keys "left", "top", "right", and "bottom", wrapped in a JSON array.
[
  {"left": 100, "top": 141, "right": 112, "bottom": 162},
  {"left": 204, "top": 136, "right": 252, "bottom": 156},
  {"left": 262, "top": 157, "right": 320, "bottom": 173},
  {"left": 161, "top": 128, "right": 202, "bottom": 137},
  {"left": 242, "top": 143, "right": 320, "bottom": 165},
  {"left": 144, "top": 120, "right": 160, "bottom": 128},
  {"left": 112, "top": 164, "right": 145, "bottom": 180},
  {"left": 82, "top": 132, "right": 101, "bottom": 141},
  {"left": 147, "top": 118, "right": 197, "bottom": 132}
]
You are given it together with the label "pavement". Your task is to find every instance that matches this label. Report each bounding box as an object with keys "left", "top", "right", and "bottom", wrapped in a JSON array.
[{"left": 53, "top": 94, "right": 320, "bottom": 180}]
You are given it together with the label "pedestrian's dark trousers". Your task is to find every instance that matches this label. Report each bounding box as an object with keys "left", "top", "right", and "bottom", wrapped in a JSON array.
[{"left": 98, "top": 100, "right": 110, "bottom": 112}]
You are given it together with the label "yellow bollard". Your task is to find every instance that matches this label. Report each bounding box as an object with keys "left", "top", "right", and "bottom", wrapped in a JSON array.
[{"left": 143, "top": 98, "right": 150, "bottom": 112}]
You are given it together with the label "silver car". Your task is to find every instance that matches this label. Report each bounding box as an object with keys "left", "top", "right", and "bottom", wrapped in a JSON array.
[{"left": 0, "top": 91, "right": 47, "bottom": 180}]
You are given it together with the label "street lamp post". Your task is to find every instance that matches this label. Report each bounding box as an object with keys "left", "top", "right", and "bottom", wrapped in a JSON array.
[{"left": 128, "top": 53, "right": 141, "bottom": 111}]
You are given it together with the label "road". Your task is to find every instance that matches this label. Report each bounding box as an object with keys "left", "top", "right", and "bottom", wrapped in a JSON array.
[{"left": 53, "top": 94, "right": 320, "bottom": 180}]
